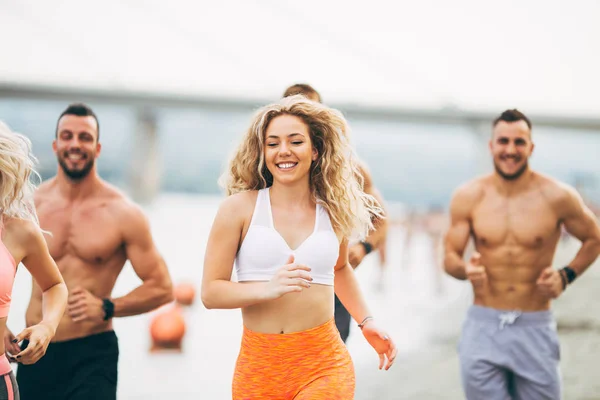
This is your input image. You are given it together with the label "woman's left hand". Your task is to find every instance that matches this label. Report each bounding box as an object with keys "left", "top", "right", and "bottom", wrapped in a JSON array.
[{"left": 361, "top": 320, "right": 397, "bottom": 370}]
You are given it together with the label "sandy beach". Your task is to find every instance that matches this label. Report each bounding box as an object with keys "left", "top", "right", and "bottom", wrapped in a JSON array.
[{"left": 6, "top": 194, "right": 599, "bottom": 399}]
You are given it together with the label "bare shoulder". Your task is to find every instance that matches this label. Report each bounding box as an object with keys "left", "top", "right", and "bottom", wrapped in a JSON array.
[
  {"left": 535, "top": 172, "right": 582, "bottom": 214},
  {"left": 36, "top": 179, "right": 55, "bottom": 195},
  {"left": 451, "top": 177, "right": 486, "bottom": 207},
  {"left": 33, "top": 178, "right": 57, "bottom": 206},
  {"left": 355, "top": 158, "right": 373, "bottom": 185},
  {"left": 102, "top": 185, "right": 149, "bottom": 228},
  {"left": 3, "top": 216, "right": 44, "bottom": 251},
  {"left": 355, "top": 158, "right": 370, "bottom": 176},
  {"left": 447, "top": 177, "right": 487, "bottom": 222},
  {"left": 218, "top": 190, "right": 257, "bottom": 222}
]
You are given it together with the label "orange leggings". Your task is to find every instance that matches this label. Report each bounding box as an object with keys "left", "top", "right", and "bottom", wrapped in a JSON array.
[{"left": 232, "top": 318, "right": 355, "bottom": 399}]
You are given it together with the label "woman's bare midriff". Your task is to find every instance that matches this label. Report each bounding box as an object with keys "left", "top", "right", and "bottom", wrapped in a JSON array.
[
  {"left": 241, "top": 283, "right": 334, "bottom": 334},
  {"left": 0, "top": 318, "right": 6, "bottom": 356}
]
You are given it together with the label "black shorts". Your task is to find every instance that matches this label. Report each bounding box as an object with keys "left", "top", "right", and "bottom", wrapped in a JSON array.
[
  {"left": 17, "top": 331, "right": 119, "bottom": 400},
  {"left": 334, "top": 294, "right": 352, "bottom": 343}
]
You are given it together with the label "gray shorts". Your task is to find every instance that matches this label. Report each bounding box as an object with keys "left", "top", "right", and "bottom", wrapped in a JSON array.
[{"left": 458, "top": 305, "right": 561, "bottom": 400}]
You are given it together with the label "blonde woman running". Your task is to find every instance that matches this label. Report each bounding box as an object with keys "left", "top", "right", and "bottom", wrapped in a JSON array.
[
  {"left": 0, "top": 121, "right": 67, "bottom": 399},
  {"left": 202, "top": 95, "right": 397, "bottom": 399}
]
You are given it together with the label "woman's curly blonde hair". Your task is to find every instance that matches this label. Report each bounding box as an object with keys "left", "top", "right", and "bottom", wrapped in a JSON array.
[
  {"left": 0, "top": 121, "right": 41, "bottom": 227},
  {"left": 220, "top": 95, "right": 382, "bottom": 239}
]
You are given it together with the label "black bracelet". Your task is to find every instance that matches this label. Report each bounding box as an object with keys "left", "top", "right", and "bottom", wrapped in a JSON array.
[
  {"left": 561, "top": 266, "right": 578, "bottom": 284},
  {"left": 360, "top": 241, "right": 373, "bottom": 255},
  {"left": 102, "top": 298, "right": 115, "bottom": 321},
  {"left": 558, "top": 269, "right": 567, "bottom": 290}
]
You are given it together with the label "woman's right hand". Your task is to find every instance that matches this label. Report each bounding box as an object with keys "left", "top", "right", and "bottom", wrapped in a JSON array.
[
  {"left": 3, "top": 328, "right": 22, "bottom": 359},
  {"left": 264, "top": 255, "right": 312, "bottom": 300}
]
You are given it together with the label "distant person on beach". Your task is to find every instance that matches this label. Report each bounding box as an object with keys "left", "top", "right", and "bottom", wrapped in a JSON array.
[
  {"left": 7, "top": 103, "right": 173, "bottom": 400},
  {"left": 283, "top": 83, "right": 388, "bottom": 340},
  {"left": 0, "top": 121, "right": 68, "bottom": 399},
  {"left": 400, "top": 209, "right": 418, "bottom": 269},
  {"left": 201, "top": 95, "right": 396, "bottom": 399},
  {"left": 444, "top": 109, "right": 600, "bottom": 400},
  {"left": 423, "top": 205, "right": 448, "bottom": 295}
]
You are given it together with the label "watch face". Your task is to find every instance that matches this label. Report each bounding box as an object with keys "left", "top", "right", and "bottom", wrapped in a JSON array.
[{"left": 102, "top": 299, "right": 115, "bottom": 320}]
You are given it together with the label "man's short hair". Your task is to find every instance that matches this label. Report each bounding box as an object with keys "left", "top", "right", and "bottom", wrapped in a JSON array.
[
  {"left": 283, "top": 84, "right": 322, "bottom": 103},
  {"left": 56, "top": 103, "right": 100, "bottom": 140},
  {"left": 493, "top": 109, "right": 532, "bottom": 131}
]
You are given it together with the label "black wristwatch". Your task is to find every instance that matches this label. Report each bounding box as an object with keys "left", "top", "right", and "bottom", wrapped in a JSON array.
[
  {"left": 359, "top": 241, "right": 373, "bottom": 255},
  {"left": 561, "top": 266, "right": 577, "bottom": 285},
  {"left": 102, "top": 298, "right": 115, "bottom": 321}
]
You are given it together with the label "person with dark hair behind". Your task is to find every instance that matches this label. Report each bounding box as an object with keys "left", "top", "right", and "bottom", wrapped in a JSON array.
[
  {"left": 444, "top": 109, "right": 600, "bottom": 399},
  {"left": 6, "top": 103, "right": 174, "bottom": 400},
  {"left": 283, "top": 84, "right": 322, "bottom": 103},
  {"left": 56, "top": 103, "right": 101, "bottom": 140}
]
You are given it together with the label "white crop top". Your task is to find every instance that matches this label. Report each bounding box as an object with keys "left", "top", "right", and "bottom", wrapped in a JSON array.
[{"left": 235, "top": 188, "right": 340, "bottom": 286}]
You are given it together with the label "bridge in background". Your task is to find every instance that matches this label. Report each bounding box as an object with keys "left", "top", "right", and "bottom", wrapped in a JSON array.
[{"left": 2, "top": 83, "right": 600, "bottom": 203}]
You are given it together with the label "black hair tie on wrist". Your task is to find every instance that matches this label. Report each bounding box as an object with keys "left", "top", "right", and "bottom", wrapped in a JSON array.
[{"left": 360, "top": 241, "right": 373, "bottom": 255}]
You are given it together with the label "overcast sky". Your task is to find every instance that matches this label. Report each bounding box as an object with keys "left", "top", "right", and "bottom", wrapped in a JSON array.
[{"left": 1, "top": 0, "right": 598, "bottom": 116}]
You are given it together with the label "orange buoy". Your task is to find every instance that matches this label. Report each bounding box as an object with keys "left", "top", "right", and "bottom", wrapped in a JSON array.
[
  {"left": 150, "top": 307, "right": 186, "bottom": 351},
  {"left": 174, "top": 282, "right": 196, "bottom": 306}
]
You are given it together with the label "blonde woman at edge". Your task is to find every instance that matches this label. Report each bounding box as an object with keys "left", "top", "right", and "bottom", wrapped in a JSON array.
[
  {"left": 202, "top": 96, "right": 397, "bottom": 399},
  {"left": 0, "top": 121, "right": 67, "bottom": 399}
]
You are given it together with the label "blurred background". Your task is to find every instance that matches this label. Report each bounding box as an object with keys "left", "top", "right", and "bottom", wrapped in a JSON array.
[{"left": 2, "top": 0, "right": 600, "bottom": 398}]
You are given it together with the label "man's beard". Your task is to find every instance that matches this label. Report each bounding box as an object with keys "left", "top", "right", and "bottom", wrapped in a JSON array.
[
  {"left": 494, "top": 159, "right": 528, "bottom": 181},
  {"left": 58, "top": 157, "right": 94, "bottom": 181}
]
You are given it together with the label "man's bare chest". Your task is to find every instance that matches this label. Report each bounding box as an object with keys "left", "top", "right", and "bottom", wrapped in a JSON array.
[
  {"left": 471, "top": 196, "right": 560, "bottom": 249},
  {"left": 39, "top": 206, "right": 123, "bottom": 264}
]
